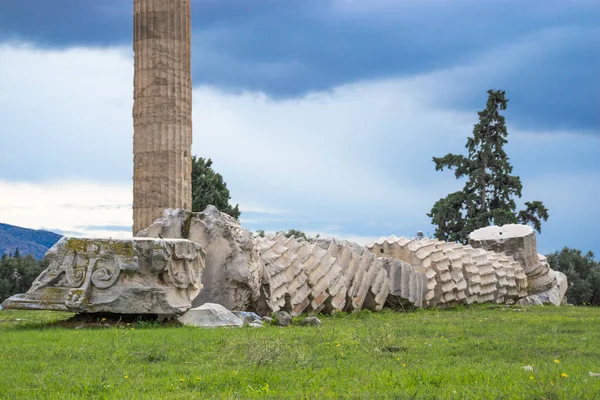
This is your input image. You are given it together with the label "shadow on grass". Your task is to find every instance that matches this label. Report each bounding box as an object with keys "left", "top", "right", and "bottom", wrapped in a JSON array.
[
  {"left": 0, "top": 310, "right": 181, "bottom": 331},
  {"left": 0, "top": 303, "right": 553, "bottom": 332}
]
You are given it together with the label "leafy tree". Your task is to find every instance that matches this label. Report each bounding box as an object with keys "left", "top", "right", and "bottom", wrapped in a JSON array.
[
  {"left": 281, "top": 229, "right": 309, "bottom": 241},
  {"left": 428, "top": 89, "right": 549, "bottom": 243},
  {"left": 547, "top": 247, "right": 600, "bottom": 306},
  {"left": 191, "top": 156, "right": 240, "bottom": 220}
]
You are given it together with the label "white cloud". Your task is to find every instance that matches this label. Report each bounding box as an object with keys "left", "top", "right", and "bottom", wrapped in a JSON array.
[
  {"left": 0, "top": 180, "right": 132, "bottom": 238},
  {"left": 0, "top": 41, "right": 598, "bottom": 254},
  {"left": 0, "top": 42, "right": 133, "bottom": 182}
]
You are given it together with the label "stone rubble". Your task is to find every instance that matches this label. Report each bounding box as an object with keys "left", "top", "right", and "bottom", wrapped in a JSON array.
[
  {"left": 365, "top": 225, "right": 567, "bottom": 307},
  {"left": 301, "top": 316, "right": 322, "bottom": 326},
  {"left": 233, "top": 311, "right": 263, "bottom": 324},
  {"left": 138, "top": 207, "right": 427, "bottom": 315},
  {"left": 274, "top": 310, "right": 293, "bottom": 327}
]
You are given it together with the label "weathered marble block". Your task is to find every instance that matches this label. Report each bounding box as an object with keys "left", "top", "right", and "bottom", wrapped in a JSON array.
[
  {"left": 138, "top": 206, "right": 264, "bottom": 312},
  {"left": 469, "top": 225, "right": 538, "bottom": 271},
  {"left": 2, "top": 237, "right": 206, "bottom": 315},
  {"left": 517, "top": 270, "right": 568, "bottom": 306},
  {"left": 469, "top": 224, "right": 555, "bottom": 293}
]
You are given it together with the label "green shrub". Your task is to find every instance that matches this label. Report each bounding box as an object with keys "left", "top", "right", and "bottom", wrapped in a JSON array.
[{"left": 547, "top": 247, "right": 600, "bottom": 306}]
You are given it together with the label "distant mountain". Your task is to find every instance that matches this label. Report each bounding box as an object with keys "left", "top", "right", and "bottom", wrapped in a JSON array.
[{"left": 0, "top": 223, "right": 63, "bottom": 259}]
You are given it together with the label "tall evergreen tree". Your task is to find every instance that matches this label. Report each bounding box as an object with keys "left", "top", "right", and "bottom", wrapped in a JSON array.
[
  {"left": 191, "top": 156, "right": 241, "bottom": 219},
  {"left": 428, "top": 89, "right": 549, "bottom": 243}
]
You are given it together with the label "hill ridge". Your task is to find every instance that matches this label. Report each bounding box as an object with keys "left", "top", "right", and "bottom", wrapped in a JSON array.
[{"left": 0, "top": 222, "right": 62, "bottom": 259}]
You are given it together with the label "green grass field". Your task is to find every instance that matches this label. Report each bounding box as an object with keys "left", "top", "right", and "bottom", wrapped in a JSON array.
[{"left": 1, "top": 305, "right": 599, "bottom": 399}]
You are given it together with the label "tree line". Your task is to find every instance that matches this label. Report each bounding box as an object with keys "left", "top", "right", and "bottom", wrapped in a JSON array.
[{"left": 0, "top": 250, "right": 47, "bottom": 303}]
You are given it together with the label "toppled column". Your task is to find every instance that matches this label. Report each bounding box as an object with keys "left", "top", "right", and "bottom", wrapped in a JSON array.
[
  {"left": 2, "top": 237, "right": 205, "bottom": 315},
  {"left": 469, "top": 224, "right": 555, "bottom": 293},
  {"left": 256, "top": 235, "right": 426, "bottom": 315},
  {"left": 138, "top": 206, "right": 427, "bottom": 314},
  {"left": 367, "top": 236, "right": 527, "bottom": 307}
]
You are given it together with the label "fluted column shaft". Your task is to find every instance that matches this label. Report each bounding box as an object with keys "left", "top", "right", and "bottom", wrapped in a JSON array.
[{"left": 132, "top": 0, "right": 192, "bottom": 234}]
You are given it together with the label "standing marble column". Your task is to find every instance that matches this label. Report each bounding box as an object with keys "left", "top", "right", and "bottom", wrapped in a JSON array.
[{"left": 132, "top": 0, "right": 192, "bottom": 234}]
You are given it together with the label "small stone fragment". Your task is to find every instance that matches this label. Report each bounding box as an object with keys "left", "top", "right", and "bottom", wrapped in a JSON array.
[
  {"left": 178, "top": 303, "right": 243, "bottom": 328},
  {"left": 262, "top": 316, "right": 274, "bottom": 323},
  {"left": 233, "top": 311, "right": 262, "bottom": 324},
  {"left": 522, "top": 366, "right": 534, "bottom": 371},
  {"left": 249, "top": 321, "right": 264, "bottom": 328},
  {"left": 274, "top": 311, "right": 292, "bottom": 327},
  {"left": 589, "top": 372, "right": 600, "bottom": 377},
  {"left": 301, "top": 316, "right": 322, "bottom": 326},
  {"left": 517, "top": 296, "right": 544, "bottom": 306}
]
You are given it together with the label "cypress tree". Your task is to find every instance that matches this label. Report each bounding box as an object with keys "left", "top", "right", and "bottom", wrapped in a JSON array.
[
  {"left": 428, "top": 89, "right": 549, "bottom": 243},
  {"left": 191, "top": 156, "right": 241, "bottom": 219}
]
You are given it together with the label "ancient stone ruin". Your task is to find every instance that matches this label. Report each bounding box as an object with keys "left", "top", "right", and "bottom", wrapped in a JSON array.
[
  {"left": 368, "top": 224, "right": 567, "bottom": 307},
  {"left": 3, "top": 237, "right": 205, "bottom": 315},
  {"left": 469, "top": 225, "right": 568, "bottom": 306},
  {"left": 0, "top": 0, "right": 569, "bottom": 319},
  {"left": 138, "top": 207, "right": 426, "bottom": 314},
  {"left": 2, "top": 207, "right": 567, "bottom": 316},
  {"left": 137, "top": 207, "right": 567, "bottom": 314}
]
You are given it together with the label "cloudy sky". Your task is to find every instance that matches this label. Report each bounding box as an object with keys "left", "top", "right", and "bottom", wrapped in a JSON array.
[{"left": 0, "top": 0, "right": 598, "bottom": 255}]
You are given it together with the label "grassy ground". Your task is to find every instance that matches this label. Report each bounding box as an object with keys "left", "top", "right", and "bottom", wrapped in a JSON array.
[{"left": 0, "top": 305, "right": 599, "bottom": 399}]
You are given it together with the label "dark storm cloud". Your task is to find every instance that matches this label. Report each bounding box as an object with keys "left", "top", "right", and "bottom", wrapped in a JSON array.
[{"left": 0, "top": 0, "right": 597, "bottom": 133}]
